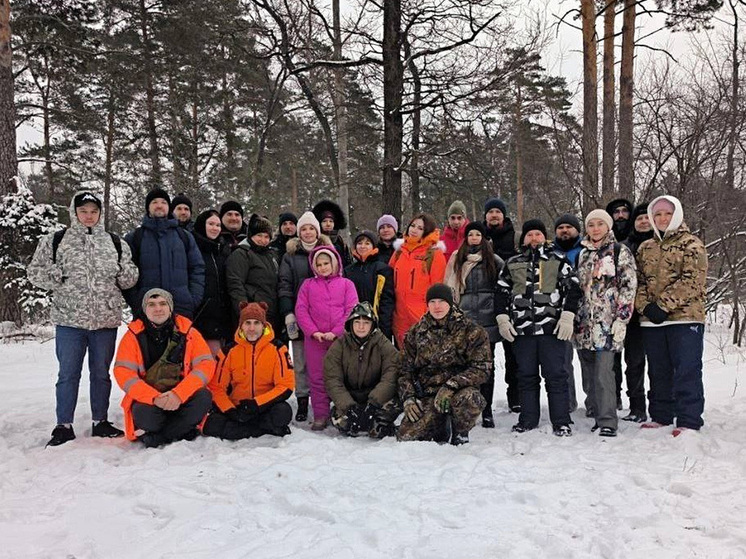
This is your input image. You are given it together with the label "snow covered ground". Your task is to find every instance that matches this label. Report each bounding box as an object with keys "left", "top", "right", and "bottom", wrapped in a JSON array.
[{"left": 1, "top": 327, "right": 745, "bottom": 559}]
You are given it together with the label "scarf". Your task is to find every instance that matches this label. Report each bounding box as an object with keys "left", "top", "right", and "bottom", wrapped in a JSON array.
[
  {"left": 353, "top": 248, "right": 379, "bottom": 262},
  {"left": 444, "top": 253, "right": 482, "bottom": 304},
  {"left": 301, "top": 240, "right": 317, "bottom": 253}
]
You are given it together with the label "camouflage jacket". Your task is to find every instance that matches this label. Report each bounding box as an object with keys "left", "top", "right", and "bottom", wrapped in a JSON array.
[
  {"left": 27, "top": 192, "right": 139, "bottom": 330},
  {"left": 574, "top": 232, "right": 637, "bottom": 351},
  {"left": 635, "top": 223, "right": 707, "bottom": 325},
  {"left": 398, "top": 306, "right": 491, "bottom": 401},
  {"left": 495, "top": 243, "right": 581, "bottom": 336}
]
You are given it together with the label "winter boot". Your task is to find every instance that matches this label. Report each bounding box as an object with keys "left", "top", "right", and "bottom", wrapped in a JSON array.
[
  {"left": 621, "top": 412, "right": 647, "bottom": 423},
  {"left": 599, "top": 427, "right": 617, "bottom": 437},
  {"left": 451, "top": 432, "right": 469, "bottom": 446},
  {"left": 511, "top": 423, "right": 532, "bottom": 433},
  {"left": 311, "top": 417, "right": 328, "bottom": 431},
  {"left": 434, "top": 415, "right": 453, "bottom": 444},
  {"left": 482, "top": 416, "right": 495, "bottom": 429},
  {"left": 47, "top": 425, "right": 75, "bottom": 447},
  {"left": 295, "top": 397, "right": 309, "bottom": 422},
  {"left": 553, "top": 425, "right": 572, "bottom": 437},
  {"left": 91, "top": 420, "right": 124, "bottom": 438},
  {"left": 138, "top": 432, "right": 167, "bottom": 448}
]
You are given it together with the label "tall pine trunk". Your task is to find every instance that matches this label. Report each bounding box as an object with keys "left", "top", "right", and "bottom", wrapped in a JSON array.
[
  {"left": 725, "top": 0, "right": 739, "bottom": 192},
  {"left": 602, "top": 1, "right": 616, "bottom": 197},
  {"left": 403, "top": 38, "right": 421, "bottom": 215},
  {"left": 382, "top": 0, "right": 403, "bottom": 225},
  {"left": 581, "top": 0, "right": 599, "bottom": 211},
  {"left": 0, "top": 0, "right": 17, "bottom": 195},
  {"left": 618, "top": 0, "right": 635, "bottom": 201},
  {"left": 139, "top": 0, "right": 161, "bottom": 185},
  {"left": 333, "top": 0, "right": 349, "bottom": 238}
]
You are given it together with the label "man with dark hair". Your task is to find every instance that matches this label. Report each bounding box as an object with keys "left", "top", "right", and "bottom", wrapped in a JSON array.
[
  {"left": 269, "top": 211, "right": 298, "bottom": 261},
  {"left": 219, "top": 200, "right": 248, "bottom": 250},
  {"left": 171, "top": 193, "right": 194, "bottom": 232}
]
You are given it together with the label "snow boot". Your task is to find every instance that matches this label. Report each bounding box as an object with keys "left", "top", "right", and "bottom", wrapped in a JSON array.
[
  {"left": 599, "top": 427, "right": 617, "bottom": 437},
  {"left": 451, "top": 432, "right": 469, "bottom": 446},
  {"left": 91, "top": 420, "right": 124, "bottom": 438},
  {"left": 511, "top": 423, "right": 532, "bottom": 433},
  {"left": 139, "top": 432, "right": 167, "bottom": 448},
  {"left": 591, "top": 423, "right": 600, "bottom": 432},
  {"left": 482, "top": 415, "right": 495, "bottom": 429},
  {"left": 553, "top": 425, "right": 572, "bottom": 437},
  {"left": 621, "top": 412, "right": 647, "bottom": 423},
  {"left": 295, "top": 397, "right": 309, "bottom": 422},
  {"left": 311, "top": 417, "right": 328, "bottom": 431},
  {"left": 47, "top": 425, "right": 75, "bottom": 447}
]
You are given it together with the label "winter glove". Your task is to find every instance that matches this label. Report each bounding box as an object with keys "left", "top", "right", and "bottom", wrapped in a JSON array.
[
  {"left": 237, "top": 399, "right": 260, "bottom": 422},
  {"left": 346, "top": 404, "right": 366, "bottom": 434},
  {"left": 403, "top": 398, "right": 424, "bottom": 423},
  {"left": 611, "top": 321, "right": 627, "bottom": 345},
  {"left": 225, "top": 407, "right": 243, "bottom": 423},
  {"left": 643, "top": 303, "right": 668, "bottom": 325},
  {"left": 496, "top": 314, "right": 517, "bottom": 343},
  {"left": 285, "top": 313, "right": 300, "bottom": 340},
  {"left": 362, "top": 403, "right": 380, "bottom": 430},
  {"left": 434, "top": 385, "right": 456, "bottom": 414},
  {"left": 553, "top": 311, "right": 575, "bottom": 341}
]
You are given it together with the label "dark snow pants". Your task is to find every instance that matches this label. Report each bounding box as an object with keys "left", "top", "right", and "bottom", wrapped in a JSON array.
[
  {"left": 132, "top": 388, "right": 212, "bottom": 441},
  {"left": 642, "top": 324, "right": 705, "bottom": 430},
  {"left": 503, "top": 340, "right": 520, "bottom": 410},
  {"left": 623, "top": 320, "right": 647, "bottom": 416},
  {"left": 202, "top": 401, "right": 293, "bottom": 440},
  {"left": 513, "top": 335, "right": 571, "bottom": 429}
]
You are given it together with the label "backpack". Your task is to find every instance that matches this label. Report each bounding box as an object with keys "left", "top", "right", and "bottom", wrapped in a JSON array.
[
  {"left": 129, "top": 225, "right": 190, "bottom": 265},
  {"left": 51, "top": 228, "right": 122, "bottom": 264}
]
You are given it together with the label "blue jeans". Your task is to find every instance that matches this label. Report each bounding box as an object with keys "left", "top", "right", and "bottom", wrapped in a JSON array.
[
  {"left": 642, "top": 324, "right": 705, "bottom": 430},
  {"left": 55, "top": 326, "right": 118, "bottom": 424}
]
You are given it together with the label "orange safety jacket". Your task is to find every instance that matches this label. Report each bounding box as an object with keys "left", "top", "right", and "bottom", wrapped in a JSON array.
[
  {"left": 113, "top": 315, "right": 216, "bottom": 440},
  {"left": 209, "top": 324, "right": 295, "bottom": 413}
]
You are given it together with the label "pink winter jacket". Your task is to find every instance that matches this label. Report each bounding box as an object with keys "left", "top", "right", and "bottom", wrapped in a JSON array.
[{"left": 296, "top": 245, "right": 359, "bottom": 338}]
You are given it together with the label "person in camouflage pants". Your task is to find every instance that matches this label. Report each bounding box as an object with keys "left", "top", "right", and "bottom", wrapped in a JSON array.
[{"left": 397, "top": 284, "right": 491, "bottom": 445}]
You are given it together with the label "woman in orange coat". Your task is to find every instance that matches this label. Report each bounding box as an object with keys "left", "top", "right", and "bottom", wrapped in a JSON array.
[
  {"left": 389, "top": 213, "right": 447, "bottom": 347},
  {"left": 203, "top": 301, "right": 295, "bottom": 439}
]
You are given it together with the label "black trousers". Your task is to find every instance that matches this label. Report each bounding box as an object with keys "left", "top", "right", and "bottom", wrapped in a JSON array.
[
  {"left": 202, "top": 401, "right": 292, "bottom": 440},
  {"left": 624, "top": 321, "right": 647, "bottom": 415},
  {"left": 132, "top": 388, "right": 212, "bottom": 441}
]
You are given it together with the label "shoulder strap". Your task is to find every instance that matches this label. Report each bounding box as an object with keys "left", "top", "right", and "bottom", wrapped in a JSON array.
[
  {"left": 51, "top": 228, "right": 67, "bottom": 264},
  {"left": 109, "top": 232, "right": 122, "bottom": 263}
]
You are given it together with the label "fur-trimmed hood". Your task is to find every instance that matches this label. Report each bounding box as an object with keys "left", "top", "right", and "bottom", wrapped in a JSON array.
[
  {"left": 285, "top": 234, "right": 332, "bottom": 256},
  {"left": 312, "top": 199, "right": 347, "bottom": 230}
]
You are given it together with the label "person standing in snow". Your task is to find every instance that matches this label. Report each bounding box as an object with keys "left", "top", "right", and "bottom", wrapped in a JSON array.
[
  {"left": 443, "top": 221, "right": 505, "bottom": 428},
  {"left": 324, "top": 302, "right": 401, "bottom": 438},
  {"left": 397, "top": 284, "right": 492, "bottom": 445},
  {"left": 375, "top": 214, "right": 399, "bottom": 265},
  {"left": 312, "top": 199, "right": 352, "bottom": 268},
  {"left": 441, "top": 200, "right": 469, "bottom": 261},
  {"left": 574, "top": 210, "right": 637, "bottom": 437},
  {"left": 203, "top": 302, "right": 295, "bottom": 440},
  {"left": 171, "top": 193, "right": 195, "bottom": 232},
  {"left": 28, "top": 191, "right": 140, "bottom": 446},
  {"left": 635, "top": 196, "right": 707, "bottom": 436},
  {"left": 113, "top": 289, "right": 215, "bottom": 448},
  {"left": 295, "top": 246, "right": 359, "bottom": 430},
  {"left": 495, "top": 219, "right": 581, "bottom": 436}
]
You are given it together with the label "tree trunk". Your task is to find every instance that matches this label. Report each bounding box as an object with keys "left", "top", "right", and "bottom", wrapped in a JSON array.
[
  {"left": 333, "top": 0, "right": 349, "bottom": 240},
  {"left": 42, "top": 66, "right": 54, "bottom": 197},
  {"left": 581, "top": 0, "right": 599, "bottom": 211},
  {"left": 602, "top": 0, "right": 616, "bottom": 197},
  {"left": 190, "top": 81, "right": 199, "bottom": 190},
  {"left": 403, "top": 39, "right": 421, "bottom": 215},
  {"left": 725, "top": 0, "right": 739, "bottom": 192},
  {"left": 0, "top": 0, "right": 17, "bottom": 195},
  {"left": 139, "top": 0, "right": 161, "bottom": 186},
  {"left": 383, "top": 0, "right": 403, "bottom": 225},
  {"left": 515, "top": 84, "right": 524, "bottom": 224},
  {"left": 103, "top": 86, "right": 115, "bottom": 230},
  {"left": 618, "top": 0, "right": 635, "bottom": 201}
]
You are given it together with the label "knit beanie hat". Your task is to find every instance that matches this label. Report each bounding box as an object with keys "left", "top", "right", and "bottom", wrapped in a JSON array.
[
  {"left": 73, "top": 191, "right": 102, "bottom": 210},
  {"left": 220, "top": 200, "right": 244, "bottom": 218},
  {"left": 278, "top": 212, "right": 298, "bottom": 227},
  {"left": 170, "top": 193, "right": 193, "bottom": 212},
  {"left": 376, "top": 214, "right": 398, "bottom": 232},
  {"left": 484, "top": 198, "right": 507, "bottom": 217},
  {"left": 554, "top": 213, "right": 581, "bottom": 234},
  {"left": 238, "top": 301, "right": 268, "bottom": 325},
  {"left": 142, "top": 288, "right": 174, "bottom": 313},
  {"left": 631, "top": 203, "right": 649, "bottom": 222},
  {"left": 584, "top": 209, "right": 613, "bottom": 231},
  {"left": 296, "top": 211, "right": 321, "bottom": 235},
  {"left": 426, "top": 283, "right": 454, "bottom": 306},
  {"left": 464, "top": 221, "right": 486, "bottom": 238},
  {"left": 447, "top": 200, "right": 467, "bottom": 218},
  {"left": 145, "top": 188, "right": 170, "bottom": 213},
  {"left": 354, "top": 230, "right": 378, "bottom": 246},
  {"left": 520, "top": 219, "right": 548, "bottom": 246},
  {"left": 248, "top": 213, "right": 273, "bottom": 237}
]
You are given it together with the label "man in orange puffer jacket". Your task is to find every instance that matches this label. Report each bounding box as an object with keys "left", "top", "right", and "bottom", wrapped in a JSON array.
[
  {"left": 113, "top": 288, "right": 215, "bottom": 448},
  {"left": 203, "top": 301, "right": 295, "bottom": 439}
]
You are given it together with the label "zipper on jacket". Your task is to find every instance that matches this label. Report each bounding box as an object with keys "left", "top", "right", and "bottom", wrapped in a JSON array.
[
  {"left": 410, "top": 269, "right": 415, "bottom": 290},
  {"left": 251, "top": 345, "right": 256, "bottom": 399}
]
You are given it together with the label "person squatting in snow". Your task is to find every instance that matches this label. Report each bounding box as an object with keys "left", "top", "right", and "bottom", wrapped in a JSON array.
[
  {"left": 323, "top": 302, "right": 402, "bottom": 439},
  {"left": 28, "top": 191, "right": 140, "bottom": 447},
  {"left": 202, "top": 301, "right": 295, "bottom": 440},
  {"left": 397, "top": 283, "right": 492, "bottom": 446},
  {"left": 113, "top": 288, "right": 215, "bottom": 448}
]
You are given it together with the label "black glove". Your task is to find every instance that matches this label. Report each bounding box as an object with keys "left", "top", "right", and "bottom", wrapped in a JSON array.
[
  {"left": 225, "top": 407, "right": 242, "bottom": 423},
  {"left": 346, "top": 404, "right": 366, "bottom": 434},
  {"left": 359, "top": 403, "right": 379, "bottom": 432},
  {"left": 643, "top": 303, "right": 668, "bottom": 325},
  {"left": 236, "top": 399, "right": 260, "bottom": 422}
]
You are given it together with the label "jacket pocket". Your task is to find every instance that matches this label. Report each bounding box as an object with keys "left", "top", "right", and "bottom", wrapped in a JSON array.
[
  {"left": 508, "top": 262, "right": 528, "bottom": 296},
  {"left": 539, "top": 260, "right": 560, "bottom": 294}
]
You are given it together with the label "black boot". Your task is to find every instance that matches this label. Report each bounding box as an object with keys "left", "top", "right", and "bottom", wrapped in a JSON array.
[
  {"left": 451, "top": 432, "right": 469, "bottom": 446},
  {"left": 92, "top": 420, "right": 124, "bottom": 438},
  {"left": 47, "top": 425, "right": 75, "bottom": 447},
  {"left": 295, "top": 397, "right": 309, "bottom": 422}
]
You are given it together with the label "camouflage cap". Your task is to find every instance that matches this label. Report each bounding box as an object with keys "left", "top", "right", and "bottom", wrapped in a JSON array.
[{"left": 345, "top": 301, "right": 378, "bottom": 331}]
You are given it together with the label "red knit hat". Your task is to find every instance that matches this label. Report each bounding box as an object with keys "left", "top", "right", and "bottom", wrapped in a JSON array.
[{"left": 239, "top": 301, "right": 268, "bottom": 324}]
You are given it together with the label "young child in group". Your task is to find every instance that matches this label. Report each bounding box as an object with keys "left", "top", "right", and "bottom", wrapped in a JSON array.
[{"left": 295, "top": 246, "right": 359, "bottom": 430}]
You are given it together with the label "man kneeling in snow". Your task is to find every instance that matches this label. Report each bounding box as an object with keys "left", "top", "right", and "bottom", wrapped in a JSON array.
[
  {"left": 397, "top": 284, "right": 492, "bottom": 445},
  {"left": 113, "top": 289, "right": 215, "bottom": 448},
  {"left": 202, "top": 302, "right": 295, "bottom": 439},
  {"left": 323, "top": 302, "right": 401, "bottom": 438}
]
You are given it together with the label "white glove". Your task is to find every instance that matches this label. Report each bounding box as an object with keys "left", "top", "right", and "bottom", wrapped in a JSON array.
[
  {"left": 496, "top": 314, "right": 517, "bottom": 343},
  {"left": 285, "top": 313, "right": 299, "bottom": 340},
  {"left": 611, "top": 321, "right": 627, "bottom": 345},
  {"left": 403, "top": 398, "right": 424, "bottom": 423},
  {"left": 553, "top": 311, "right": 575, "bottom": 341}
]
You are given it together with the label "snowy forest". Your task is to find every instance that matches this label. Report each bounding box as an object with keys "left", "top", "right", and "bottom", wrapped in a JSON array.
[{"left": 0, "top": 0, "right": 745, "bottom": 342}]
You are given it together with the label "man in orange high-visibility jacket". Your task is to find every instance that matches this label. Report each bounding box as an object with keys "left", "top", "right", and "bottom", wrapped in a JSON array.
[
  {"left": 114, "top": 288, "right": 214, "bottom": 447},
  {"left": 203, "top": 301, "right": 295, "bottom": 440}
]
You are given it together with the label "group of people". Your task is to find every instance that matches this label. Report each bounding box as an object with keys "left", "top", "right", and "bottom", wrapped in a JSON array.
[{"left": 28, "top": 187, "right": 707, "bottom": 448}]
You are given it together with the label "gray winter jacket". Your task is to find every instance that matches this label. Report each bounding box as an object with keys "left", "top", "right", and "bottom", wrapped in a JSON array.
[
  {"left": 28, "top": 191, "right": 139, "bottom": 330},
  {"left": 454, "top": 255, "right": 505, "bottom": 343}
]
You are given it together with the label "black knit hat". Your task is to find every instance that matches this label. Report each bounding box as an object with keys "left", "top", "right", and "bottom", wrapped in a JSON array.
[
  {"left": 145, "top": 188, "right": 170, "bottom": 214},
  {"left": 278, "top": 212, "right": 298, "bottom": 227},
  {"left": 354, "top": 230, "right": 378, "bottom": 246},
  {"left": 631, "top": 202, "right": 649, "bottom": 222},
  {"left": 170, "top": 193, "right": 193, "bottom": 212},
  {"left": 220, "top": 200, "right": 244, "bottom": 218},
  {"left": 73, "top": 191, "right": 102, "bottom": 210},
  {"left": 554, "top": 213, "right": 581, "bottom": 234},
  {"left": 484, "top": 198, "right": 508, "bottom": 218},
  {"left": 426, "top": 283, "right": 454, "bottom": 307},
  {"left": 464, "top": 221, "right": 486, "bottom": 238},
  {"left": 605, "top": 198, "right": 633, "bottom": 216},
  {"left": 248, "top": 213, "right": 273, "bottom": 237},
  {"left": 520, "top": 219, "right": 548, "bottom": 246}
]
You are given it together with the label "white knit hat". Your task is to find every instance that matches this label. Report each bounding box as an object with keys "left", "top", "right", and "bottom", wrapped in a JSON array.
[
  {"left": 584, "top": 209, "right": 613, "bottom": 231},
  {"left": 296, "top": 211, "right": 321, "bottom": 235}
]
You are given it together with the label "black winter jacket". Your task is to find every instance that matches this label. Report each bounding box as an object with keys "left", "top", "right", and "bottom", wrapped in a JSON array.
[
  {"left": 344, "top": 254, "right": 395, "bottom": 339},
  {"left": 483, "top": 218, "right": 518, "bottom": 262},
  {"left": 193, "top": 232, "right": 232, "bottom": 341},
  {"left": 456, "top": 255, "right": 505, "bottom": 344},
  {"left": 225, "top": 238, "right": 280, "bottom": 330}
]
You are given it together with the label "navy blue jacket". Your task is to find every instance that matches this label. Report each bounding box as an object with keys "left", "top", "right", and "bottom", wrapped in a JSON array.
[{"left": 124, "top": 216, "right": 205, "bottom": 318}]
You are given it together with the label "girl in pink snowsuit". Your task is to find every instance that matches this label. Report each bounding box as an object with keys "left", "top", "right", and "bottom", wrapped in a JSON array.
[{"left": 295, "top": 246, "right": 358, "bottom": 429}]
